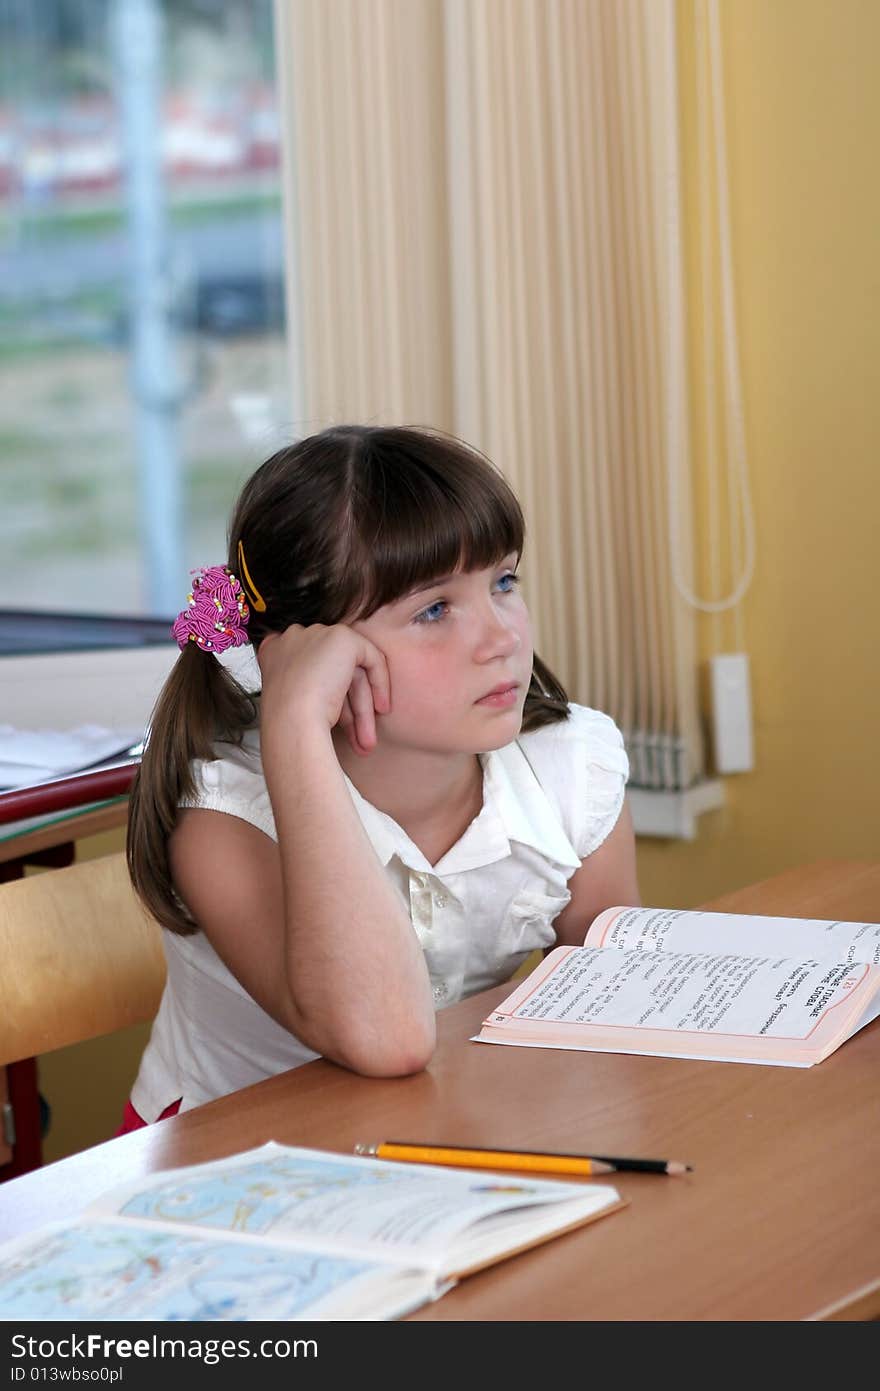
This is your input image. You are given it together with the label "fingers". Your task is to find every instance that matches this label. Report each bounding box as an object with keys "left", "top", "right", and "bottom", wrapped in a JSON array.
[
  {"left": 257, "top": 623, "right": 391, "bottom": 754},
  {"left": 337, "top": 695, "right": 367, "bottom": 758},
  {"left": 353, "top": 635, "right": 391, "bottom": 718},
  {"left": 347, "top": 667, "right": 378, "bottom": 754}
]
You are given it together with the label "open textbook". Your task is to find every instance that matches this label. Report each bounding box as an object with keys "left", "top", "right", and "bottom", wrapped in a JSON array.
[
  {"left": 474, "top": 905, "right": 880, "bottom": 1067},
  {"left": 0, "top": 1142, "right": 623, "bottom": 1321}
]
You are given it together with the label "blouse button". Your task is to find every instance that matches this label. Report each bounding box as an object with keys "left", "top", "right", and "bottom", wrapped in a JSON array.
[
  {"left": 434, "top": 893, "right": 448, "bottom": 909},
  {"left": 432, "top": 982, "right": 448, "bottom": 1001}
]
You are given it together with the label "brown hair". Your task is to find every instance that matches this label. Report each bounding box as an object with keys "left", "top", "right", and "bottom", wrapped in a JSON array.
[{"left": 127, "top": 424, "right": 569, "bottom": 933}]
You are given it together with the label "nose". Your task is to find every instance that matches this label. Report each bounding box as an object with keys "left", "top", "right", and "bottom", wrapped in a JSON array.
[{"left": 473, "top": 602, "right": 521, "bottom": 663}]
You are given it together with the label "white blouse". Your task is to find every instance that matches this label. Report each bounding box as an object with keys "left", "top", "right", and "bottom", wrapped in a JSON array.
[{"left": 130, "top": 703, "right": 629, "bottom": 1120}]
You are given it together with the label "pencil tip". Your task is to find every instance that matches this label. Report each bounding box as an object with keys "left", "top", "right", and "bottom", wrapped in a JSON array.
[{"left": 667, "top": 1161, "right": 694, "bottom": 1175}]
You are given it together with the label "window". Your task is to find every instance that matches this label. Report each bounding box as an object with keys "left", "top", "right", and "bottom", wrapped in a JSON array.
[{"left": 0, "top": 0, "right": 291, "bottom": 618}]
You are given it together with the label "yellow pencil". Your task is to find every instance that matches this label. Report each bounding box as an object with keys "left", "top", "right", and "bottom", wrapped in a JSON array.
[{"left": 354, "top": 1140, "right": 692, "bottom": 1177}]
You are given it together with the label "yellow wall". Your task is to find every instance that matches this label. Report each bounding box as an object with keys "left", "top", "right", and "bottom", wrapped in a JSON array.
[
  {"left": 637, "top": 0, "right": 880, "bottom": 908},
  {"left": 33, "top": 0, "right": 880, "bottom": 1162}
]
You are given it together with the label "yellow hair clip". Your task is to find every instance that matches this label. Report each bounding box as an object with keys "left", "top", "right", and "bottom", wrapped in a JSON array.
[{"left": 236, "top": 540, "right": 267, "bottom": 612}]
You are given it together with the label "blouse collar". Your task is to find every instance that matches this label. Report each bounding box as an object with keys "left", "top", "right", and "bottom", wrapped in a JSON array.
[{"left": 343, "top": 738, "right": 581, "bottom": 877}]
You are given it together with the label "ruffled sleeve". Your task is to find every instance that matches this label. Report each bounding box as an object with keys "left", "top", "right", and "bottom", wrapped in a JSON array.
[
  {"left": 517, "top": 703, "right": 629, "bottom": 860},
  {"left": 180, "top": 732, "right": 277, "bottom": 841}
]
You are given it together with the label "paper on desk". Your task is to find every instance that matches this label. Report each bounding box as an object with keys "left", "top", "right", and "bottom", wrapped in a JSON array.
[{"left": 0, "top": 723, "right": 144, "bottom": 788}]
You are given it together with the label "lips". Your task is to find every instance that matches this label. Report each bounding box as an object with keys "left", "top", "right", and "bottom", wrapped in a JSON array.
[{"left": 475, "top": 682, "right": 520, "bottom": 707}]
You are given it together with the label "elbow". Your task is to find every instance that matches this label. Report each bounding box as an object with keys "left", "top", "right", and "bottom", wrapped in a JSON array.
[
  {"left": 345, "top": 1051, "right": 432, "bottom": 1079},
  {"left": 292, "top": 1006, "right": 436, "bottom": 1079},
  {"left": 337, "top": 1018, "right": 436, "bottom": 1079}
]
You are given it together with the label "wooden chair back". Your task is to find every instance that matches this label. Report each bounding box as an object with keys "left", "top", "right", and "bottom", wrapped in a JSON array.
[{"left": 0, "top": 852, "right": 166, "bottom": 1066}]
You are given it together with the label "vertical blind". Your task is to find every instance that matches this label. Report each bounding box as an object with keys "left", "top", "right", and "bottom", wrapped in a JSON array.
[{"left": 277, "top": 0, "right": 704, "bottom": 790}]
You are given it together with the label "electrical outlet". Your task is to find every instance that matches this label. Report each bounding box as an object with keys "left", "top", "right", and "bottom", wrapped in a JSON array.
[{"left": 709, "top": 652, "right": 754, "bottom": 773}]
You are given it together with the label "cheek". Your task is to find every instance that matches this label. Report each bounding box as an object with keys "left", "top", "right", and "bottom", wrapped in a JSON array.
[
  {"left": 385, "top": 648, "right": 450, "bottom": 716},
  {"left": 513, "top": 605, "right": 534, "bottom": 661},
  {"left": 381, "top": 643, "right": 475, "bottom": 733}
]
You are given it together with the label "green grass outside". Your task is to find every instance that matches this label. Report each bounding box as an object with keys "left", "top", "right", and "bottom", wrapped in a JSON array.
[
  {"left": 0, "top": 189, "right": 282, "bottom": 243},
  {"left": 3, "top": 450, "right": 243, "bottom": 559}
]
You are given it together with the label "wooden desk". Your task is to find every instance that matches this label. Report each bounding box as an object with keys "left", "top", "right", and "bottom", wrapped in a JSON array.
[
  {"left": 0, "top": 801, "right": 129, "bottom": 869},
  {"left": 0, "top": 762, "right": 137, "bottom": 869},
  {"left": 1, "top": 859, "right": 878, "bottom": 1321}
]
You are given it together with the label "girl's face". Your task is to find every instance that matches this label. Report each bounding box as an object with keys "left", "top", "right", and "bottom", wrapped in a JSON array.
[{"left": 351, "top": 554, "right": 534, "bottom": 756}]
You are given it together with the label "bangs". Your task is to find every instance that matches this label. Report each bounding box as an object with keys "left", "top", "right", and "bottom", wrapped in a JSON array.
[{"left": 342, "top": 432, "right": 524, "bottom": 618}]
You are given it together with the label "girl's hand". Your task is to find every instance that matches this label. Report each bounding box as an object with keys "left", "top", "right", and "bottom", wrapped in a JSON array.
[{"left": 257, "top": 624, "right": 391, "bottom": 756}]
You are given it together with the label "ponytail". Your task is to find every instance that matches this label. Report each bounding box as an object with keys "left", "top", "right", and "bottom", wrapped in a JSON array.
[
  {"left": 126, "top": 644, "right": 256, "bottom": 935},
  {"left": 521, "top": 653, "right": 570, "bottom": 732}
]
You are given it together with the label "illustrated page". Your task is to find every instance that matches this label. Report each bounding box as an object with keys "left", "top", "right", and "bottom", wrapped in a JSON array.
[
  {"left": 0, "top": 1220, "right": 426, "bottom": 1322},
  {"left": 88, "top": 1144, "right": 595, "bottom": 1270}
]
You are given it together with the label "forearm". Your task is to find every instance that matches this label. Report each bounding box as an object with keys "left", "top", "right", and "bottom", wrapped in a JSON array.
[{"left": 263, "top": 726, "right": 435, "bottom": 1075}]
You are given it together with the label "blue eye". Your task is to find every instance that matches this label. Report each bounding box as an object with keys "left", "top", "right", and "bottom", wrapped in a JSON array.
[
  {"left": 414, "top": 600, "right": 448, "bottom": 624},
  {"left": 495, "top": 571, "right": 521, "bottom": 593}
]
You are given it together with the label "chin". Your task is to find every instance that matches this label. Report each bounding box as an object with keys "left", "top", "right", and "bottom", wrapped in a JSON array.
[{"left": 472, "top": 710, "right": 525, "bottom": 752}]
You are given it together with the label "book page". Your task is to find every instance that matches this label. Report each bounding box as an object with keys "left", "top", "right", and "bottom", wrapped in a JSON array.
[
  {"left": 0, "top": 1219, "right": 435, "bottom": 1322},
  {"left": 477, "top": 945, "right": 880, "bottom": 1063},
  {"left": 0, "top": 724, "right": 142, "bottom": 788},
  {"left": 86, "top": 1143, "right": 611, "bottom": 1275},
  {"left": 586, "top": 906, "right": 880, "bottom": 966}
]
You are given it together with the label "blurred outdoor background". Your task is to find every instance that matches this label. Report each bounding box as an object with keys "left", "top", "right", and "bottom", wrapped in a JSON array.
[{"left": 0, "top": 0, "right": 290, "bottom": 617}]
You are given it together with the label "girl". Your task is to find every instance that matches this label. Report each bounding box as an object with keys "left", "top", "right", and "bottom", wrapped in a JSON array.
[{"left": 123, "top": 424, "right": 639, "bottom": 1127}]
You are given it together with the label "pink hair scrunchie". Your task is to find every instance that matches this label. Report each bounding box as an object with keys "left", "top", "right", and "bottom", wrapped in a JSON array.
[{"left": 171, "top": 566, "right": 250, "bottom": 653}]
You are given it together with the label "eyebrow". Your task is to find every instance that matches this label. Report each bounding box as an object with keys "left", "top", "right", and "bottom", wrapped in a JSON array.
[
  {"left": 402, "top": 557, "right": 519, "bottom": 603},
  {"left": 405, "top": 573, "right": 458, "bottom": 598}
]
